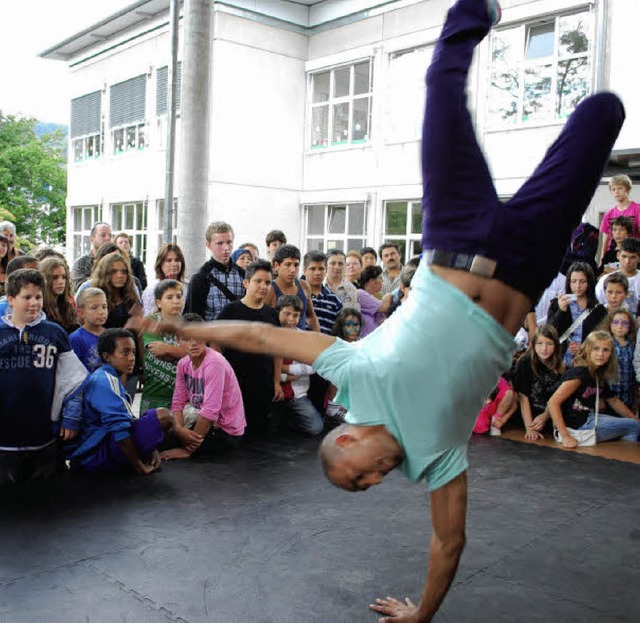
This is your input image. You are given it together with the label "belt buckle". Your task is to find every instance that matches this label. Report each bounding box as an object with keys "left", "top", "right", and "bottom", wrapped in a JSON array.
[{"left": 470, "top": 255, "right": 497, "bottom": 278}]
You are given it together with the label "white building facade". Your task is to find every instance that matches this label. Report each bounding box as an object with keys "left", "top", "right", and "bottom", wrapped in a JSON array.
[{"left": 41, "top": 0, "right": 640, "bottom": 272}]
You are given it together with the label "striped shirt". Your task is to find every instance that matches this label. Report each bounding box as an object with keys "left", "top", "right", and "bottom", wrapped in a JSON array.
[{"left": 310, "top": 286, "right": 343, "bottom": 335}]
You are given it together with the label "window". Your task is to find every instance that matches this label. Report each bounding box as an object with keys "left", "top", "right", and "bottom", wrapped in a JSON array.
[
  {"left": 71, "top": 205, "right": 101, "bottom": 260},
  {"left": 110, "top": 75, "right": 147, "bottom": 154},
  {"left": 488, "top": 10, "right": 593, "bottom": 125},
  {"left": 156, "top": 63, "right": 182, "bottom": 115},
  {"left": 71, "top": 91, "right": 102, "bottom": 162},
  {"left": 310, "top": 60, "right": 373, "bottom": 149},
  {"left": 304, "top": 203, "right": 367, "bottom": 253},
  {"left": 156, "top": 198, "right": 178, "bottom": 248},
  {"left": 384, "top": 45, "right": 433, "bottom": 144},
  {"left": 383, "top": 200, "right": 422, "bottom": 262},
  {"left": 111, "top": 202, "right": 148, "bottom": 262}
]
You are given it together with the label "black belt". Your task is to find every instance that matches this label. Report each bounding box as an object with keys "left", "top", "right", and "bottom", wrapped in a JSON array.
[{"left": 424, "top": 249, "right": 497, "bottom": 278}]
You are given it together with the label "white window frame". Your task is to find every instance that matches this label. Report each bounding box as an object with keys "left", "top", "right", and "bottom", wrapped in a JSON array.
[
  {"left": 72, "top": 130, "right": 103, "bottom": 163},
  {"left": 156, "top": 198, "right": 178, "bottom": 249},
  {"left": 112, "top": 122, "right": 147, "bottom": 155},
  {"left": 309, "top": 59, "right": 373, "bottom": 150},
  {"left": 70, "top": 205, "right": 101, "bottom": 260},
  {"left": 111, "top": 201, "right": 148, "bottom": 263},
  {"left": 382, "top": 200, "right": 422, "bottom": 263},
  {"left": 303, "top": 203, "right": 368, "bottom": 254},
  {"left": 487, "top": 8, "right": 594, "bottom": 127}
]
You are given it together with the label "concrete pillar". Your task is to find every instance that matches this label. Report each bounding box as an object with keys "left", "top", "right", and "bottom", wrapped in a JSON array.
[{"left": 177, "top": 0, "right": 212, "bottom": 277}]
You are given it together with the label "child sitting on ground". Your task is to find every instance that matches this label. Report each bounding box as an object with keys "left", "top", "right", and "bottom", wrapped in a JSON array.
[
  {"left": 473, "top": 375, "right": 517, "bottom": 435},
  {"left": 140, "top": 279, "right": 186, "bottom": 414},
  {"left": 272, "top": 295, "right": 323, "bottom": 436},
  {"left": 161, "top": 313, "right": 245, "bottom": 460},
  {"left": 67, "top": 328, "right": 172, "bottom": 475},
  {"left": 602, "top": 308, "right": 637, "bottom": 411},
  {"left": 0, "top": 269, "right": 87, "bottom": 485},
  {"left": 70, "top": 287, "right": 108, "bottom": 373},
  {"left": 602, "top": 272, "right": 632, "bottom": 314}
]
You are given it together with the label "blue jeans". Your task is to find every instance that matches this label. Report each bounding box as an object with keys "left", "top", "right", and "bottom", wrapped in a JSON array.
[
  {"left": 273, "top": 397, "right": 323, "bottom": 436},
  {"left": 579, "top": 414, "right": 640, "bottom": 442}
]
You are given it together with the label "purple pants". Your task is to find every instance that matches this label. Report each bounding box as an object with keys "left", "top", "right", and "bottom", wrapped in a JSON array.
[
  {"left": 82, "top": 410, "right": 163, "bottom": 473},
  {"left": 421, "top": 0, "right": 625, "bottom": 302}
]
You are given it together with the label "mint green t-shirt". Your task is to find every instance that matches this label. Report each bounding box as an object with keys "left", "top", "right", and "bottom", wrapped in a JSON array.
[{"left": 314, "top": 262, "right": 514, "bottom": 490}]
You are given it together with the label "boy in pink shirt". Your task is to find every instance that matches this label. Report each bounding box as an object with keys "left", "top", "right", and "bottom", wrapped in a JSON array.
[
  {"left": 600, "top": 174, "right": 640, "bottom": 253},
  {"left": 161, "top": 313, "right": 245, "bottom": 460}
]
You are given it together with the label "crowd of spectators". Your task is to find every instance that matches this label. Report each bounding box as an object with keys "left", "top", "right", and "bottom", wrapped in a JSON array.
[{"left": 1, "top": 173, "right": 640, "bottom": 485}]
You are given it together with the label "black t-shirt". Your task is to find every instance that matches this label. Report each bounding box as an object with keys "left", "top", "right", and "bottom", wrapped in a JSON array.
[
  {"left": 513, "top": 353, "right": 563, "bottom": 416},
  {"left": 217, "top": 301, "right": 279, "bottom": 404},
  {"left": 559, "top": 366, "right": 613, "bottom": 429}
]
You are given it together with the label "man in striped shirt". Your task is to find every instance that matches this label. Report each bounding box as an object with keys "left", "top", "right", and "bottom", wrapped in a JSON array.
[{"left": 303, "top": 251, "right": 342, "bottom": 334}]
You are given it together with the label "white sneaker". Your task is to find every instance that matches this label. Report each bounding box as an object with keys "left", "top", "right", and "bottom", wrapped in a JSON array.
[{"left": 490, "top": 426, "right": 502, "bottom": 436}]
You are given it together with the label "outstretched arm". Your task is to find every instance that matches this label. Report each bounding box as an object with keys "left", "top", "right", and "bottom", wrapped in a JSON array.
[
  {"left": 156, "top": 319, "right": 336, "bottom": 366},
  {"left": 370, "top": 472, "right": 468, "bottom": 623}
]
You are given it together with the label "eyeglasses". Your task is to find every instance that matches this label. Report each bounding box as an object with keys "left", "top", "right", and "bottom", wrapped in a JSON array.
[{"left": 612, "top": 320, "right": 630, "bottom": 327}]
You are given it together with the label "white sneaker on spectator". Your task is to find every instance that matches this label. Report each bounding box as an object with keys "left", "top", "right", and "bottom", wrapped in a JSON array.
[{"left": 490, "top": 426, "right": 502, "bottom": 436}]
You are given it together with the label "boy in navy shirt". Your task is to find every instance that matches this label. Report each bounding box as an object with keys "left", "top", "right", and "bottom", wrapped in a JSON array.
[{"left": 0, "top": 269, "right": 87, "bottom": 485}]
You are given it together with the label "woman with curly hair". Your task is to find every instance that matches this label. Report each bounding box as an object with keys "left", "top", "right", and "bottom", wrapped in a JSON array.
[
  {"left": 40, "top": 256, "right": 79, "bottom": 334},
  {"left": 142, "top": 243, "right": 189, "bottom": 315}
]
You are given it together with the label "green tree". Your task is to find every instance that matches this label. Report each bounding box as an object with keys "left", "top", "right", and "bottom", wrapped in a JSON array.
[{"left": 0, "top": 114, "right": 67, "bottom": 248}]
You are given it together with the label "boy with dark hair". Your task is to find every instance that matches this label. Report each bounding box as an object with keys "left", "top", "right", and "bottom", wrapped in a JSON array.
[
  {"left": 143, "top": 1, "right": 624, "bottom": 618},
  {"left": 0, "top": 255, "right": 39, "bottom": 317},
  {"left": 140, "top": 279, "right": 186, "bottom": 413},
  {"left": 265, "top": 230, "right": 287, "bottom": 259},
  {"left": 266, "top": 244, "right": 320, "bottom": 331},
  {"left": 0, "top": 269, "right": 87, "bottom": 485},
  {"left": 603, "top": 273, "right": 630, "bottom": 312},
  {"left": 598, "top": 215, "right": 633, "bottom": 275},
  {"left": 272, "top": 295, "right": 323, "bottom": 436},
  {"left": 67, "top": 328, "right": 172, "bottom": 475},
  {"left": 161, "top": 313, "right": 245, "bottom": 460},
  {"left": 303, "top": 251, "right": 343, "bottom": 334},
  {"left": 596, "top": 237, "right": 640, "bottom": 309},
  {"left": 70, "top": 287, "right": 108, "bottom": 373},
  {"left": 218, "top": 260, "right": 282, "bottom": 438}
]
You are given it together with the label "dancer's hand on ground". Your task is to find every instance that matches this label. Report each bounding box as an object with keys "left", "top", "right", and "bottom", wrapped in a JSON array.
[
  {"left": 370, "top": 596, "right": 420, "bottom": 622},
  {"left": 562, "top": 435, "right": 578, "bottom": 449}
]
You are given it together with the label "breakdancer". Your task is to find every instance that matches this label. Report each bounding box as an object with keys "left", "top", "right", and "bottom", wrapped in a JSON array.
[{"left": 146, "top": 0, "right": 624, "bottom": 619}]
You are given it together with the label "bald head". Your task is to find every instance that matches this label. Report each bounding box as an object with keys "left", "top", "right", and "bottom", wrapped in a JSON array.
[{"left": 319, "top": 423, "right": 404, "bottom": 492}]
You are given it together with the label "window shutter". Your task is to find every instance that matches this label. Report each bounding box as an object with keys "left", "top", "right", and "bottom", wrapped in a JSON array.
[
  {"left": 70, "top": 91, "right": 101, "bottom": 138},
  {"left": 156, "top": 63, "right": 182, "bottom": 116},
  {"left": 110, "top": 74, "right": 147, "bottom": 127}
]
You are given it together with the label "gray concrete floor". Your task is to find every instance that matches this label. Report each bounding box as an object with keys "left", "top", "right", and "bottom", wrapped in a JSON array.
[{"left": 1, "top": 434, "right": 638, "bottom": 622}]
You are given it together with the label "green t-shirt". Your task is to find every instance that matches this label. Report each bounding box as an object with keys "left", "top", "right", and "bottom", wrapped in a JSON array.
[{"left": 140, "top": 313, "right": 180, "bottom": 413}]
